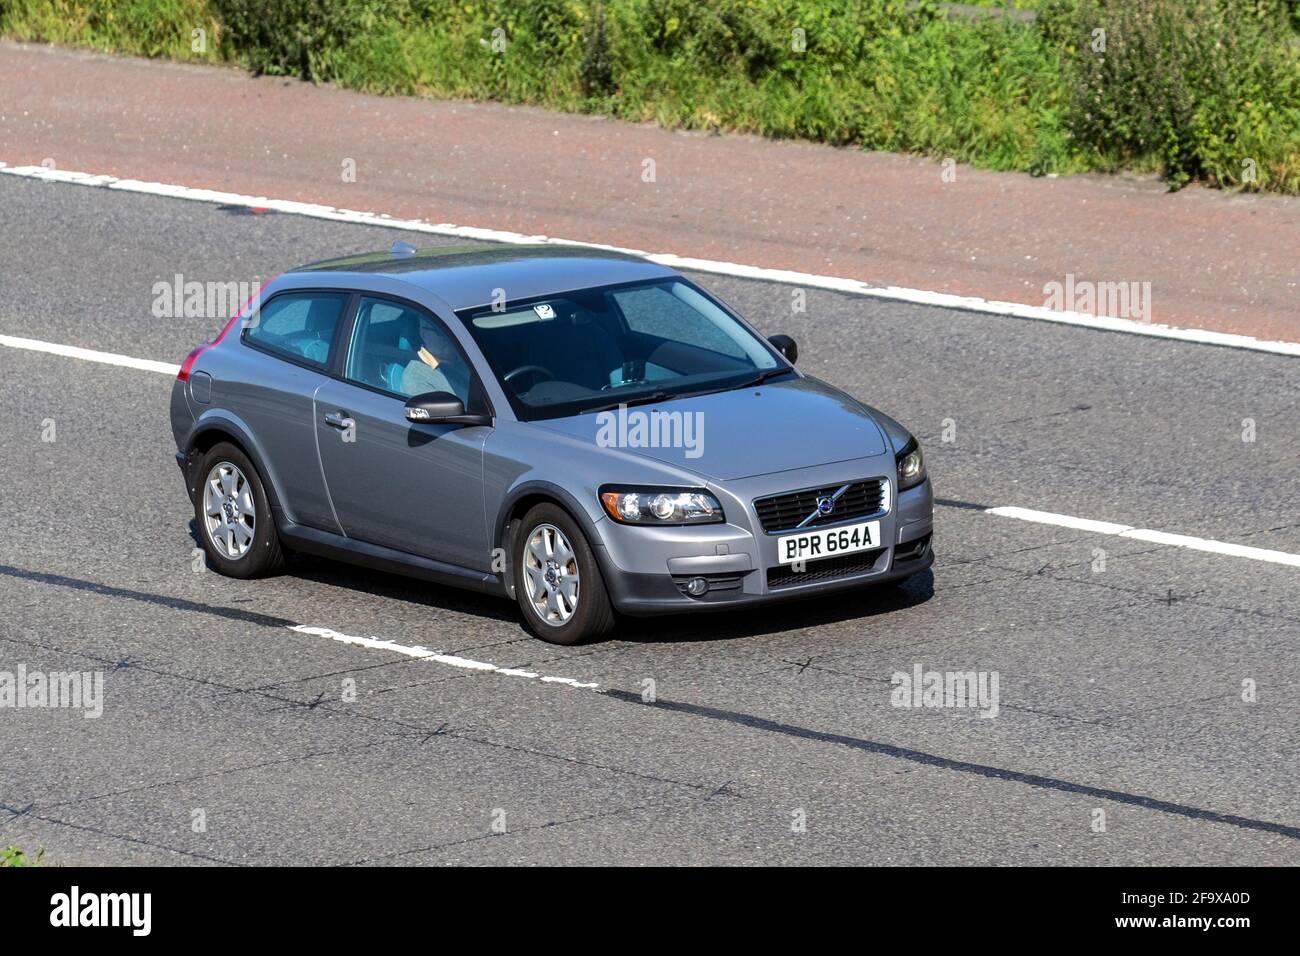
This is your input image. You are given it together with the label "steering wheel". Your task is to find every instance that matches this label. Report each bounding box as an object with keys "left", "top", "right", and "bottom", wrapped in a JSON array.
[{"left": 503, "top": 364, "right": 554, "bottom": 388}]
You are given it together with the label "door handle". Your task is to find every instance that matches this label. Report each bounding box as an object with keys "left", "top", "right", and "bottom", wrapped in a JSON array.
[{"left": 323, "top": 411, "right": 355, "bottom": 430}]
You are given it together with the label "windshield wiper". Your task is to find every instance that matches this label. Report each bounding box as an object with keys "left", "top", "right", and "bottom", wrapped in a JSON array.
[
  {"left": 733, "top": 367, "right": 793, "bottom": 390},
  {"left": 584, "top": 369, "right": 791, "bottom": 414},
  {"left": 587, "top": 391, "right": 674, "bottom": 414}
]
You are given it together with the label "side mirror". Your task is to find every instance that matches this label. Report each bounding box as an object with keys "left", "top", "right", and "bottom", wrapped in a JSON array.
[
  {"left": 768, "top": 334, "right": 798, "bottom": 364},
  {"left": 404, "top": 391, "right": 491, "bottom": 427}
]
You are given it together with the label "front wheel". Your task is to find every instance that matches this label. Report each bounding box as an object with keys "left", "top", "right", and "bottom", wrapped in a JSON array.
[
  {"left": 513, "top": 504, "right": 615, "bottom": 645},
  {"left": 194, "top": 442, "right": 286, "bottom": 578}
]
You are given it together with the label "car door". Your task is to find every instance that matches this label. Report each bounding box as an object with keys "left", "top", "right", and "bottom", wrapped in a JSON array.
[
  {"left": 233, "top": 290, "right": 351, "bottom": 533},
  {"left": 314, "top": 294, "right": 491, "bottom": 570}
]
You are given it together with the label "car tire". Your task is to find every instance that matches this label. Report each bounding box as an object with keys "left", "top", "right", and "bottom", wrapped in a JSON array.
[
  {"left": 513, "top": 503, "right": 615, "bottom": 645},
  {"left": 194, "top": 442, "right": 286, "bottom": 579}
]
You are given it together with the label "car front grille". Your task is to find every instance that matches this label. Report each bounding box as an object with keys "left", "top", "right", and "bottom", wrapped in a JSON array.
[
  {"left": 754, "top": 478, "right": 887, "bottom": 534},
  {"left": 766, "top": 548, "right": 887, "bottom": 589}
]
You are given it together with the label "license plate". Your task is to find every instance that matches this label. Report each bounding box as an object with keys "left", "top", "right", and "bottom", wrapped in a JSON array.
[{"left": 776, "top": 520, "right": 881, "bottom": 565}]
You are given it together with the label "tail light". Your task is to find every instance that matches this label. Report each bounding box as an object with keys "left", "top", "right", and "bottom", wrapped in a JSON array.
[{"left": 177, "top": 282, "right": 268, "bottom": 381}]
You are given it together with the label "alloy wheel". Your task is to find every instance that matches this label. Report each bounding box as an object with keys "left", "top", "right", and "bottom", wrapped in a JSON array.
[
  {"left": 523, "top": 523, "right": 580, "bottom": 625},
  {"left": 203, "top": 461, "right": 256, "bottom": 560}
]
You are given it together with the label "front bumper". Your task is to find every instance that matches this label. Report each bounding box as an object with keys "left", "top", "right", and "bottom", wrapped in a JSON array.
[{"left": 592, "top": 464, "right": 934, "bottom": 616}]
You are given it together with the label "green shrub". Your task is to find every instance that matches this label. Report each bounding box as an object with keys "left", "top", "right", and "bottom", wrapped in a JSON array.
[
  {"left": 1066, "top": 0, "right": 1300, "bottom": 191},
  {"left": 0, "top": 0, "right": 219, "bottom": 58},
  {"left": 579, "top": 3, "right": 614, "bottom": 98},
  {"left": 3, "top": 0, "right": 1297, "bottom": 192},
  {"left": 212, "top": 0, "right": 392, "bottom": 80}
]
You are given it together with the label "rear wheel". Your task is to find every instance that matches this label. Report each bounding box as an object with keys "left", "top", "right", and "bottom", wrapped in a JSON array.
[
  {"left": 513, "top": 503, "right": 615, "bottom": 645},
  {"left": 194, "top": 442, "right": 285, "bottom": 578}
]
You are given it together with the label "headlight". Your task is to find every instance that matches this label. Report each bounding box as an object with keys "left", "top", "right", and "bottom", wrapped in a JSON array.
[
  {"left": 896, "top": 439, "right": 926, "bottom": 491},
  {"left": 599, "top": 488, "right": 724, "bottom": 525}
]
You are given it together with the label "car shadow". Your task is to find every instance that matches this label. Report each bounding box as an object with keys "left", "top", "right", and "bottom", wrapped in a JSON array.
[
  {"left": 287, "top": 553, "right": 522, "bottom": 624},
  {"left": 189, "top": 520, "right": 934, "bottom": 643},
  {"left": 186, "top": 519, "right": 519, "bottom": 625}
]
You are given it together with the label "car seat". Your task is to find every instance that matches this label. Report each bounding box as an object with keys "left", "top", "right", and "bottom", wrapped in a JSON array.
[
  {"left": 378, "top": 312, "right": 422, "bottom": 392},
  {"left": 530, "top": 311, "right": 622, "bottom": 389},
  {"left": 297, "top": 297, "right": 342, "bottom": 364}
]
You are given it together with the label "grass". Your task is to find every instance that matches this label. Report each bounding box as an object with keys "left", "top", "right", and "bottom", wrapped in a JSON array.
[
  {"left": 2, "top": 0, "right": 1297, "bottom": 193},
  {"left": 1, "top": 845, "right": 45, "bottom": 866}
]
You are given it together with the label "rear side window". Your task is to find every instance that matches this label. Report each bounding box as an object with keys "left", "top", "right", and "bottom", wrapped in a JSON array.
[{"left": 243, "top": 292, "right": 348, "bottom": 367}]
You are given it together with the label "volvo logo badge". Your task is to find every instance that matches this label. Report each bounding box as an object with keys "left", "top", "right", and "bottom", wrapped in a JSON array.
[{"left": 815, "top": 496, "right": 834, "bottom": 515}]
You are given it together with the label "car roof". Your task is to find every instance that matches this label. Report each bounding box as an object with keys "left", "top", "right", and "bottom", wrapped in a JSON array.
[{"left": 290, "top": 243, "right": 677, "bottom": 311}]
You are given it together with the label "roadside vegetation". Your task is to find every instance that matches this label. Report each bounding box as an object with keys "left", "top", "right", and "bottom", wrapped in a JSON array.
[
  {"left": 0, "top": 845, "right": 45, "bottom": 866},
  {"left": 3, "top": 0, "right": 1297, "bottom": 193}
]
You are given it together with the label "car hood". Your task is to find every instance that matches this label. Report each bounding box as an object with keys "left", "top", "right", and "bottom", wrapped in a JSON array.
[{"left": 535, "top": 376, "right": 890, "bottom": 480}]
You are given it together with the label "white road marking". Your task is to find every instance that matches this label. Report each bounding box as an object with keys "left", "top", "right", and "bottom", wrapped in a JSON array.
[
  {"left": 985, "top": 505, "right": 1300, "bottom": 568},
  {"left": 3, "top": 161, "right": 1299, "bottom": 358},
  {"left": 286, "top": 624, "right": 600, "bottom": 689},
  {"left": 984, "top": 507, "right": 1132, "bottom": 537},
  {"left": 0, "top": 332, "right": 180, "bottom": 375}
]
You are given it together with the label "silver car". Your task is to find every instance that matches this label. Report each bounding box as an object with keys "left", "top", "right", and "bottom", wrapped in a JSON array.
[{"left": 171, "top": 244, "right": 933, "bottom": 644}]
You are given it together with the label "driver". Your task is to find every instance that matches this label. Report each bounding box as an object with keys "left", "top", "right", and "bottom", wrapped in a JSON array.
[{"left": 401, "top": 321, "right": 470, "bottom": 399}]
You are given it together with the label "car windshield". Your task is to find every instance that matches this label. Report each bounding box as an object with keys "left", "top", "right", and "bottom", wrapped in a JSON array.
[{"left": 458, "top": 278, "right": 788, "bottom": 420}]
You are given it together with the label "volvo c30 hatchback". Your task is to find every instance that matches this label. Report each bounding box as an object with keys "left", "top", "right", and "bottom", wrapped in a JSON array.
[{"left": 171, "top": 244, "right": 933, "bottom": 644}]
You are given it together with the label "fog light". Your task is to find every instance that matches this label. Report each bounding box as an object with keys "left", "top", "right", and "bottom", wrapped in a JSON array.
[{"left": 685, "top": 577, "right": 709, "bottom": 597}]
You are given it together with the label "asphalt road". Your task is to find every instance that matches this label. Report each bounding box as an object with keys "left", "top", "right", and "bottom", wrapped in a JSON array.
[{"left": 1, "top": 174, "right": 1298, "bottom": 865}]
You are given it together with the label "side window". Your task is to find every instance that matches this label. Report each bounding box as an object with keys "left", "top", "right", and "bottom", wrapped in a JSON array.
[
  {"left": 243, "top": 292, "right": 347, "bottom": 367},
  {"left": 612, "top": 284, "right": 747, "bottom": 360},
  {"left": 345, "top": 297, "right": 473, "bottom": 404}
]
